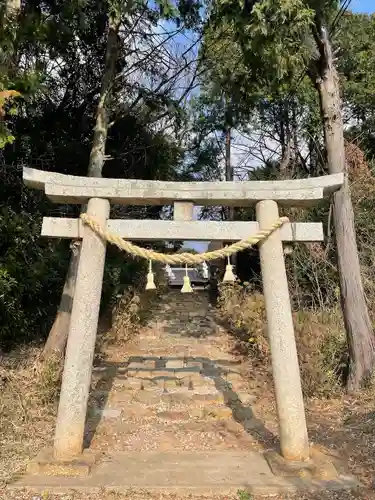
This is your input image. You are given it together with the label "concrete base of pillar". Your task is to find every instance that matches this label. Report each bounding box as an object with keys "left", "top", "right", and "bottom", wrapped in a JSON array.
[
  {"left": 27, "top": 447, "right": 98, "bottom": 477},
  {"left": 264, "top": 445, "right": 346, "bottom": 481}
]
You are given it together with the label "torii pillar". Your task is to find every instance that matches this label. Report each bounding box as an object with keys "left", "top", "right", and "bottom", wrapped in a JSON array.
[
  {"left": 257, "top": 200, "right": 309, "bottom": 461},
  {"left": 54, "top": 198, "right": 110, "bottom": 460}
]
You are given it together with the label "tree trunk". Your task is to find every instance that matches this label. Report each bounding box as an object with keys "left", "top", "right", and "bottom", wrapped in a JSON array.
[
  {"left": 42, "top": 12, "right": 121, "bottom": 362},
  {"left": 225, "top": 126, "right": 234, "bottom": 221},
  {"left": 312, "top": 24, "right": 375, "bottom": 391},
  {"left": 223, "top": 125, "right": 238, "bottom": 269},
  {"left": 279, "top": 134, "right": 291, "bottom": 178},
  {"left": 279, "top": 104, "right": 291, "bottom": 178},
  {"left": 291, "top": 104, "right": 298, "bottom": 176},
  {"left": 42, "top": 241, "right": 81, "bottom": 360},
  {"left": 225, "top": 126, "right": 232, "bottom": 182}
]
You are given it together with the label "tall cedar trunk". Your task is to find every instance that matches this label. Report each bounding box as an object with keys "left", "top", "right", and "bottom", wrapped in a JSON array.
[
  {"left": 225, "top": 126, "right": 232, "bottom": 182},
  {"left": 213, "top": 125, "right": 233, "bottom": 277},
  {"left": 279, "top": 104, "right": 291, "bottom": 178},
  {"left": 225, "top": 126, "right": 234, "bottom": 220},
  {"left": 313, "top": 25, "right": 375, "bottom": 391},
  {"left": 42, "top": 12, "right": 121, "bottom": 361},
  {"left": 224, "top": 125, "right": 238, "bottom": 269},
  {"left": 291, "top": 105, "right": 298, "bottom": 175},
  {"left": 280, "top": 133, "right": 291, "bottom": 178}
]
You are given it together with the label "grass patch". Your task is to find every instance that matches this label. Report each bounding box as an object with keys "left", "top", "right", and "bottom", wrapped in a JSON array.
[
  {"left": 0, "top": 347, "right": 56, "bottom": 485},
  {"left": 218, "top": 282, "right": 348, "bottom": 397},
  {"left": 237, "top": 490, "right": 253, "bottom": 500}
]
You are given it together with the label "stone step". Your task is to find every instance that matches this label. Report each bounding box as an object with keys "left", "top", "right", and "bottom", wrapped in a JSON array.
[
  {"left": 156, "top": 309, "right": 214, "bottom": 316},
  {"left": 93, "top": 374, "right": 247, "bottom": 395},
  {"left": 159, "top": 308, "right": 214, "bottom": 315},
  {"left": 151, "top": 386, "right": 224, "bottom": 405},
  {"left": 93, "top": 357, "right": 243, "bottom": 373},
  {"left": 142, "top": 387, "right": 225, "bottom": 405},
  {"left": 156, "top": 307, "right": 213, "bottom": 313},
  {"left": 89, "top": 403, "right": 234, "bottom": 421},
  {"left": 92, "top": 368, "right": 246, "bottom": 395},
  {"left": 156, "top": 406, "right": 234, "bottom": 420},
  {"left": 93, "top": 375, "right": 218, "bottom": 392},
  {"left": 91, "top": 386, "right": 228, "bottom": 407},
  {"left": 91, "top": 383, "right": 257, "bottom": 411},
  {"left": 93, "top": 357, "right": 242, "bottom": 381}
]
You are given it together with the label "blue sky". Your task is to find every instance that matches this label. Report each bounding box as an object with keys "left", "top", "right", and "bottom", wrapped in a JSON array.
[{"left": 351, "top": 0, "right": 374, "bottom": 13}]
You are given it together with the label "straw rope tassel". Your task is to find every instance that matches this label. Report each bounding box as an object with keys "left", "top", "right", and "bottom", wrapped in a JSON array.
[
  {"left": 146, "top": 259, "right": 156, "bottom": 290},
  {"left": 223, "top": 252, "right": 236, "bottom": 283},
  {"left": 181, "top": 264, "right": 193, "bottom": 293}
]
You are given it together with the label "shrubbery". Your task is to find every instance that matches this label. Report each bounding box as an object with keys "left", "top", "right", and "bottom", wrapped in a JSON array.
[
  {"left": 0, "top": 208, "right": 69, "bottom": 350},
  {"left": 218, "top": 282, "right": 347, "bottom": 397}
]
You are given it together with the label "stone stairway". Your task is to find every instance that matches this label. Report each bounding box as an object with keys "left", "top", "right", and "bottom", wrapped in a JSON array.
[{"left": 86, "top": 290, "right": 262, "bottom": 454}]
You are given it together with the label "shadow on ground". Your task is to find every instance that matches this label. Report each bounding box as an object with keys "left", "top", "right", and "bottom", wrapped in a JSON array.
[{"left": 84, "top": 352, "right": 278, "bottom": 452}]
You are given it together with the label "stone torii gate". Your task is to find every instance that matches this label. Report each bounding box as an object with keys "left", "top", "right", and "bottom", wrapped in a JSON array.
[{"left": 23, "top": 167, "right": 344, "bottom": 467}]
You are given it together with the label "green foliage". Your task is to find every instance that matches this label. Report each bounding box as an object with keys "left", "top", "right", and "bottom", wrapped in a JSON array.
[
  {"left": 156, "top": 0, "right": 179, "bottom": 18},
  {"left": 335, "top": 13, "right": 375, "bottom": 157},
  {"left": 213, "top": 0, "right": 314, "bottom": 86},
  {"left": 336, "top": 13, "right": 375, "bottom": 108},
  {"left": 0, "top": 208, "right": 69, "bottom": 350},
  {"left": 237, "top": 490, "right": 253, "bottom": 500}
]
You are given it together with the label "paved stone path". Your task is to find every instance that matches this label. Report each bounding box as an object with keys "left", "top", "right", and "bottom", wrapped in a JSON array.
[{"left": 86, "top": 290, "right": 263, "bottom": 455}]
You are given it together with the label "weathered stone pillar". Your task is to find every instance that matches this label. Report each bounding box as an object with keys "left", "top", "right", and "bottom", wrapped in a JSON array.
[
  {"left": 54, "top": 197, "right": 110, "bottom": 460},
  {"left": 256, "top": 200, "right": 309, "bottom": 461}
]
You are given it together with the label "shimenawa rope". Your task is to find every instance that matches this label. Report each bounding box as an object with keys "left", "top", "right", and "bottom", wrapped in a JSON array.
[{"left": 80, "top": 213, "right": 289, "bottom": 265}]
